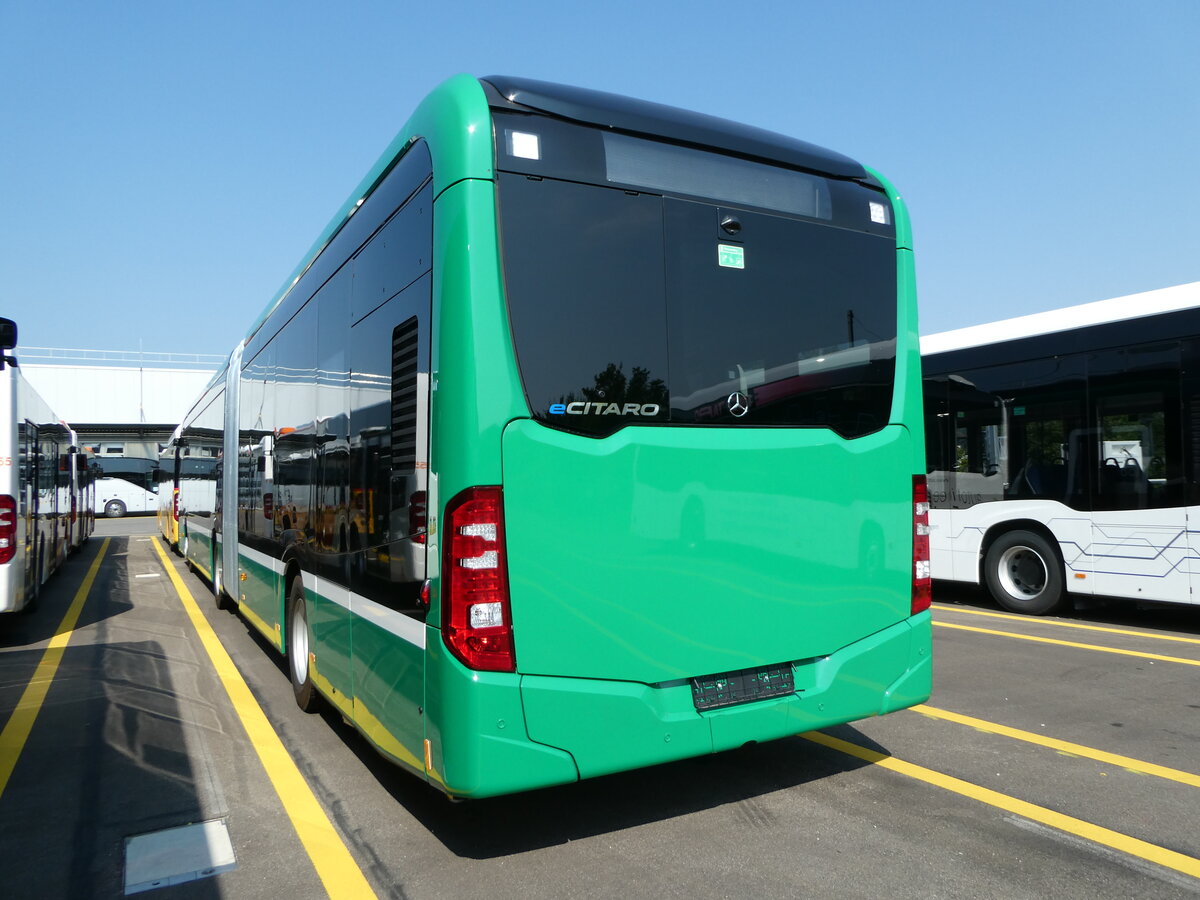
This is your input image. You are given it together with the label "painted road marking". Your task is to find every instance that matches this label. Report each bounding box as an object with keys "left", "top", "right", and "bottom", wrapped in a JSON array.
[
  {"left": 912, "top": 704, "right": 1200, "bottom": 788},
  {"left": 933, "top": 604, "right": 1200, "bottom": 646},
  {"left": 0, "top": 538, "right": 110, "bottom": 800},
  {"left": 150, "top": 537, "right": 378, "bottom": 900},
  {"left": 802, "top": 730, "right": 1200, "bottom": 880},
  {"left": 934, "top": 621, "right": 1200, "bottom": 667}
]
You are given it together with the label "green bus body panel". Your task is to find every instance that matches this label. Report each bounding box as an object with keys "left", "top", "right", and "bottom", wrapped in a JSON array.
[
  {"left": 880, "top": 610, "right": 933, "bottom": 714},
  {"left": 238, "top": 552, "right": 281, "bottom": 649},
  {"left": 186, "top": 529, "right": 213, "bottom": 577},
  {"left": 424, "top": 634, "right": 579, "bottom": 797},
  {"left": 308, "top": 588, "right": 353, "bottom": 707},
  {"left": 351, "top": 611, "right": 425, "bottom": 773},
  {"left": 502, "top": 421, "right": 915, "bottom": 684},
  {"left": 867, "top": 164, "right": 925, "bottom": 475},
  {"left": 426, "top": 176, "right": 528, "bottom": 618}
]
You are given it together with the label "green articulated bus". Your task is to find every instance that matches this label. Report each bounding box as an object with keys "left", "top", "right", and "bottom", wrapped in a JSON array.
[{"left": 168, "top": 74, "right": 931, "bottom": 799}]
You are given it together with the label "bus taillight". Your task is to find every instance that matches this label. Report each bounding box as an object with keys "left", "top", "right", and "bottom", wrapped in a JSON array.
[
  {"left": 172, "top": 487, "right": 180, "bottom": 522},
  {"left": 442, "top": 486, "right": 515, "bottom": 672},
  {"left": 912, "top": 475, "right": 932, "bottom": 614},
  {"left": 0, "top": 495, "right": 16, "bottom": 565}
]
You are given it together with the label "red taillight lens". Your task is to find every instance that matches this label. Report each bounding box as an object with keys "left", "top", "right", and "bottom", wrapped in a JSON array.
[
  {"left": 912, "top": 475, "right": 932, "bottom": 614},
  {"left": 172, "top": 487, "right": 180, "bottom": 522},
  {"left": 0, "top": 495, "right": 16, "bottom": 565},
  {"left": 442, "top": 486, "right": 515, "bottom": 672}
]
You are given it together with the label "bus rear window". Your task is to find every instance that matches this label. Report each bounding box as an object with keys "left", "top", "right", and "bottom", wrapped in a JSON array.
[{"left": 497, "top": 127, "right": 898, "bottom": 439}]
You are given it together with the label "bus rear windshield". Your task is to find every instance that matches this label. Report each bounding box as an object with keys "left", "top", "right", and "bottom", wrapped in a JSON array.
[{"left": 496, "top": 118, "right": 898, "bottom": 439}]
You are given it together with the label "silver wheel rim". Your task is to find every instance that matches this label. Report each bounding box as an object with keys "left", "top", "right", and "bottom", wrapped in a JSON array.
[
  {"left": 998, "top": 545, "right": 1047, "bottom": 600},
  {"left": 290, "top": 596, "right": 309, "bottom": 684}
]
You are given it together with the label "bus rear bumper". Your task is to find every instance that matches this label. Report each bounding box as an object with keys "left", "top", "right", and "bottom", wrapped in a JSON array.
[
  {"left": 519, "top": 611, "right": 933, "bottom": 782},
  {"left": 431, "top": 612, "right": 931, "bottom": 798}
]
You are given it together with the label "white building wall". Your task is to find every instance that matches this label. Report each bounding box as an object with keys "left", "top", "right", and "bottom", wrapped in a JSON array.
[{"left": 20, "top": 364, "right": 215, "bottom": 425}]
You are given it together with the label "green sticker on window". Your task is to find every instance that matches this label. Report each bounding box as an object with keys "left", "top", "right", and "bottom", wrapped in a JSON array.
[{"left": 718, "top": 244, "right": 745, "bottom": 269}]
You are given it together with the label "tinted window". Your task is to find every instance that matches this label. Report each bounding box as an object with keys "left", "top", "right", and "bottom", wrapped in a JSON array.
[
  {"left": 664, "top": 198, "right": 895, "bottom": 434},
  {"left": 923, "top": 341, "right": 1186, "bottom": 512},
  {"left": 352, "top": 182, "right": 433, "bottom": 323},
  {"left": 499, "top": 175, "right": 669, "bottom": 437},
  {"left": 498, "top": 171, "right": 897, "bottom": 439},
  {"left": 315, "top": 266, "right": 351, "bottom": 561},
  {"left": 349, "top": 274, "right": 430, "bottom": 614},
  {"left": 272, "top": 303, "right": 317, "bottom": 538}
]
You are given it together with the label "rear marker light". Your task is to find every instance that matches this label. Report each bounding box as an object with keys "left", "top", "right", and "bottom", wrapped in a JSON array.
[
  {"left": 912, "top": 475, "right": 932, "bottom": 615},
  {"left": 0, "top": 495, "right": 15, "bottom": 565}
]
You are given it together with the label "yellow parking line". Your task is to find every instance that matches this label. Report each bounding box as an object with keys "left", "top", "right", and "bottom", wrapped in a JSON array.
[
  {"left": 0, "top": 538, "right": 110, "bottom": 800},
  {"left": 912, "top": 704, "right": 1200, "bottom": 788},
  {"left": 934, "top": 621, "right": 1200, "bottom": 667},
  {"left": 151, "top": 538, "right": 377, "bottom": 900},
  {"left": 802, "top": 730, "right": 1200, "bottom": 879},
  {"left": 932, "top": 604, "right": 1200, "bottom": 646}
]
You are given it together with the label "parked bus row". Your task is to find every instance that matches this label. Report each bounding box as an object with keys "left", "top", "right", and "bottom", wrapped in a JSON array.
[
  {"left": 158, "top": 74, "right": 932, "bottom": 799},
  {"left": 0, "top": 317, "right": 95, "bottom": 614},
  {"left": 922, "top": 281, "right": 1200, "bottom": 615}
]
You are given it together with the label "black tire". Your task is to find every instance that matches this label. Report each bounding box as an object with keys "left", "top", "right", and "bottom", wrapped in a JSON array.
[
  {"left": 104, "top": 499, "right": 126, "bottom": 518},
  {"left": 287, "top": 578, "right": 318, "bottom": 712},
  {"left": 214, "top": 556, "right": 234, "bottom": 611},
  {"left": 983, "top": 529, "right": 1065, "bottom": 615}
]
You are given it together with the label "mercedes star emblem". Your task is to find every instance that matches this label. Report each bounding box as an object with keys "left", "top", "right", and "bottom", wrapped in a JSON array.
[{"left": 727, "top": 391, "right": 751, "bottom": 417}]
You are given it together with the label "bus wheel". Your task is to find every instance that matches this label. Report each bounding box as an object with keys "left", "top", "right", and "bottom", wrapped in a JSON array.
[
  {"left": 104, "top": 499, "right": 126, "bottom": 518},
  {"left": 214, "top": 562, "right": 233, "bottom": 611},
  {"left": 984, "top": 530, "right": 1065, "bottom": 615},
  {"left": 287, "top": 578, "right": 318, "bottom": 712}
]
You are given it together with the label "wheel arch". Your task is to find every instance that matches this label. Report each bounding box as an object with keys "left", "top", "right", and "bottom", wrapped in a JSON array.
[{"left": 978, "top": 518, "right": 1065, "bottom": 584}]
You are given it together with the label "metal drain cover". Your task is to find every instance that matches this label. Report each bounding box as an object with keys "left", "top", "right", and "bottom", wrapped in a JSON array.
[{"left": 124, "top": 819, "right": 237, "bottom": 894}]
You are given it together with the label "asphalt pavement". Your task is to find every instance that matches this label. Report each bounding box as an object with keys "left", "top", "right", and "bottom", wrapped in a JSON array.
[{"left": 2, "top": 521, "right": 1198, "bottom": 898}]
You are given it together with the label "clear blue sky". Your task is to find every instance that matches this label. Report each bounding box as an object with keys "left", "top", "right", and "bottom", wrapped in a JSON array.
[{"left": 2, "top": 0, "right": 1197, "bottom": 357}]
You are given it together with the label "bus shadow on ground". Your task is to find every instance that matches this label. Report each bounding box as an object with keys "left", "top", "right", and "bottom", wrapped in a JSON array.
[
  {"left": 0, "top": 539, "right": 221, "bottom": 898},
  {"left": 0, "top": 537, "right": 132, "bottom": 649},
  {"left": 933, "top": 580, "right": 1200, "bottom": 636},
  {"left": 331, "top": 708, "right": 881, "bottom": 859}
]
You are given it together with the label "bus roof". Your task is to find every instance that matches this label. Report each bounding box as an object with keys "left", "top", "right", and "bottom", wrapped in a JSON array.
[
  {"left": 479, "top": 76, "right": 868, "bottom": 181},
  {"left": 920, "top": 281, "right": 1200, "bottom": 356}
]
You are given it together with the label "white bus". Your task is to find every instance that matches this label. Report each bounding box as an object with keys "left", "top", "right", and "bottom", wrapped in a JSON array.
[
  {"left": 0, "top": 317, "right": 81, "bottom": 613},
  {"left": 94, "top": 456, "right": 159, "bottom": 518},
  {"left": 922, "top": 282, "right": 1200, "bottom": 614}
]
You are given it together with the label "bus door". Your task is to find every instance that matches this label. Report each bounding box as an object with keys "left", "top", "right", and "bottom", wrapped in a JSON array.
[{"left": 1085, "top": 345, "right": 1187, "bottom": 605}]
